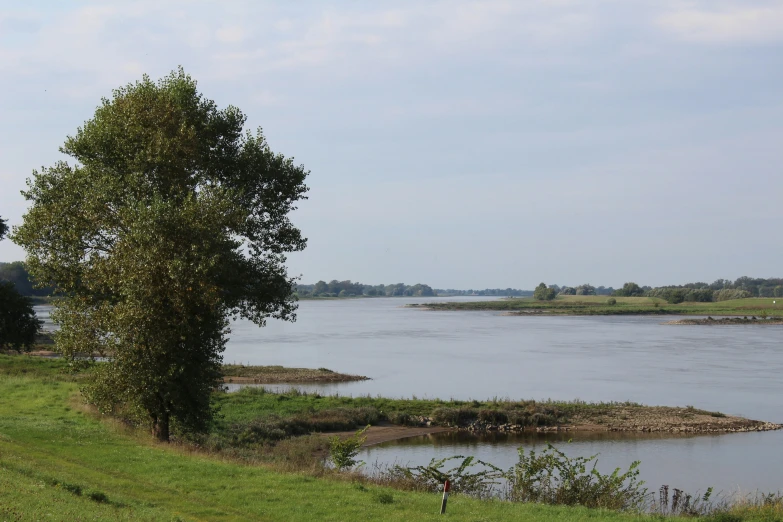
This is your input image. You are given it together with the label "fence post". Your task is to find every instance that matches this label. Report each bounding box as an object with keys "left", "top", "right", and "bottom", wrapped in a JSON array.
[{"left": 440, "top": 479, "right": 450, "bottom": 514}]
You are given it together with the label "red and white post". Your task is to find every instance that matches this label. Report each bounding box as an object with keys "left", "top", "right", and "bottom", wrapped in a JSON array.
[{"left": 440, "top": 479, "right": 451, "bottom": 514}]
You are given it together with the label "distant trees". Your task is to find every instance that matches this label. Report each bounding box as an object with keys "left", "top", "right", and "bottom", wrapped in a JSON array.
[
  {"left": 296, "top": 280, "right": 436, "bottom": 297},
  {"left": 713, "top": 288, "right": 752, "bottom": 302},
  {"left": 0, "top": 261, "right": 54, "bottom": 296},
  {"left": 643, "top": 277, "right": 781, "bottom": 303},
  {"left": 437, "top": 288, "right": 533, "bottom": 297},
  {"left": 0, "top": 214, "right": 42, "bottom": 352},
  {"left": 575, "top": 284, "right": 596, "bottom": 296},
  {"left": 533, "top": 282, "right": 556, "bottom": 301},
  {"left": 613, "top": 282, "right": 644, "bottom": 297}
]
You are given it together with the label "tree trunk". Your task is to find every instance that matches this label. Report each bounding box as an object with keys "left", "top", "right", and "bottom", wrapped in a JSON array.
[{"left": 152, "top": 410, "right": 170, "bottom": 442}]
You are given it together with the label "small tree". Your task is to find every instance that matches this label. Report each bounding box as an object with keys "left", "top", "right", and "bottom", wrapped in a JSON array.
[
  {"left": 534, "top": 283, "right": 556, "bottom": 301},
  {"left": 13, "top": 70, "right": 308, "bottom": 441}
]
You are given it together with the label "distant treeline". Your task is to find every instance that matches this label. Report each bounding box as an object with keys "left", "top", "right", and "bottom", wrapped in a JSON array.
[
  {"left": 296, "top": 280, "right": 436, "bottom": 297},
  {"left": 640, "top": 277, "right": 783, "bottom": 303},
  {"left": 542, "top": 278, "right": 783, "bottom": 303},
  {"left": 547, "top": 284, "right": 618, "bottom": 296},
  {"left": 0, "top": 262, "right": 53, "bottom": 296},
  {"left": 4, "top": 261, "right": 781, "bottom": 304},
  {"left": 435, "top": 288, "right": 534, "bottom": 297}
]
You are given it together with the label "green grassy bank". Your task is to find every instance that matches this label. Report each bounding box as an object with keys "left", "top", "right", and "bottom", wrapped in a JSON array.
[
  {"left": 1, "top": 356, "right": 780, "bottom": 521},
  {"left": 0, "top": 356, "right": 664, "bottom": 521},
  {"left": 412, "top": 296, "right": 783, "bottom": 317}
]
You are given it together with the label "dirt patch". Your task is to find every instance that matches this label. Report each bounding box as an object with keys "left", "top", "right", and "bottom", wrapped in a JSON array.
[
  {"left": 222, "top": 365, "right": 369, "bottom": 384},
  {"left": 323, "top": 423, "right": 454, "bottom": 447},
  {"left": 567, "top": 406, "right": 781, "bottom": 434}
]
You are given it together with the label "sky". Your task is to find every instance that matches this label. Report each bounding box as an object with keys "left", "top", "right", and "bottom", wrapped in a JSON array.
[{"left": 0, "top": 0, "right": 781, "bottom": 289}]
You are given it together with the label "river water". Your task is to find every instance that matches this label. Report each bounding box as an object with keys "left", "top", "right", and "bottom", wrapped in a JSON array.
[{"left": 34, "top": 297, "right": 783, "bottom": 494}]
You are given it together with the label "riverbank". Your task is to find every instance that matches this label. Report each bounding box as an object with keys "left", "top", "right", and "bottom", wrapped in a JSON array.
[
  {"left": 3, "top": 355, "right": 782, "bottom": 520},
  {"left": 222, "top": 364, "right": 369, "bottom": 383},
  {"left": 1, "top": 360, "right": 650, "bottom": 521},
  {"left": 410, "top": 296, "right": 783, "bottom": 317},
  {"left": 665, "top": 317, "right": 783, "bottom": 326}
]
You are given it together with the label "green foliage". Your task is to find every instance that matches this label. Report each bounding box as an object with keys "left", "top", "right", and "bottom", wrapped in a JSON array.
[
  {"left": 0, "top": 215, "right": 6, "bottom": 240},
  {"left": 534, "top": 283, "right": 557, "bottom": 301},
  {"left": 614, "top": 282, "right": 644, "bottom": 297},
  {"left": 575, "top": 284, "right": 596, "bottom": 296},
  {"left": 0, "top": 282, "right": 42, "bottom": 352},
  {"left": 298, "top": 280, "right": 436, "bottom": 298},
  {"left": 328, "top": 425, "right": 369, "bottom": 470},
  {"left": 714, "top": 288, "right": 752, "bottom": 301},
  {"left": 393, "top": 455, "right": 505, "bottom": 499},
  {"left": 12, "top": 69, "right": 308, "bottom": 441},
  {"left": 508, "top": 443, "right": 647, "bottom": 511},
  {"left": 0, "top": 261, "right": 54, "bottom": 296},
  {"left": 607, "top": 298, "right": 617, "bottom": 305}
]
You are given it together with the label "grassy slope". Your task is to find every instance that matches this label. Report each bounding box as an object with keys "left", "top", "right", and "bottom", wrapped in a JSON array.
[
  {"left": 416, "top": 296, "right": 783, "bottom": 317},
  {"left": 0, "top": 356, "right": 680, "bottom": 522}
]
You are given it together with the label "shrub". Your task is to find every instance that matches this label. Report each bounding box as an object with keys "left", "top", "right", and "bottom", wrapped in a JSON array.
[
  {"left": 606, "top": 298, "right": 617, "bottom": 305},
  {"left": 478, "top": 409, "right": 508, "bottom": 424},
  {"left": 431, "top": 407, "right": 477, "bottom": 426},
  {"left": 507, "top": 443, "right": 647, "bottom": 510},
  {"left": 329, "top": 425, "right": 369, "bottom": 470},
  {"left": 714, "top": 289, "right": 752, "bottom": 301}
]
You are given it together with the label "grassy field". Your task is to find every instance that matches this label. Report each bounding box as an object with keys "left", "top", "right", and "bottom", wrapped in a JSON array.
[
  {"left": 0, "top": 355, "right": 697, "bottom": 521},
  {"left": 412, "top": 296, "right": 783, "bottom": 317}
]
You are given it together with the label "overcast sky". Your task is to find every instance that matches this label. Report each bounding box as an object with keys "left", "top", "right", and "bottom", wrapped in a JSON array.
[{"left": 1, "top": 1, "right": 781, "bottom": 289}]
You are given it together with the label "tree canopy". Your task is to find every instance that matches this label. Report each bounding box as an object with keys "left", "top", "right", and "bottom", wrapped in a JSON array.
[
  {"left": 533, "top": 282, "right": 556, "bottom": 301},
  {"left": 12, "top": 70, "right": 309, "bottom": 440}
]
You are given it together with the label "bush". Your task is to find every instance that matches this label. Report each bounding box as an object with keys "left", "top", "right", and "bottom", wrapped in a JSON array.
[
  {"left": 606, "top": 298, "right": 617, "bottom": 305},
  {"left": 714, "top": 289, "right": 752, "bottom": 301},
  {"left": 508, "top": 443, "right": 647, "bottom": 510},
  {"left": 478, "top": 409, "right": 508, "bottom": 424},
  {"left": 233, "top": 407, "right": 380, "bottom": 444},
  {"left": 431, "top": 407, "right": 478, "bottom": 426},
  {"left": 329, "top": 425, "right": 369, "bottom": 470}
]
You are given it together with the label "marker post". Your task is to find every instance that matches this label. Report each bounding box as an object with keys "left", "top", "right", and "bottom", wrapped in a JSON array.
[{"left": 440, "top": 479, "right": 450, "bottom": 514}]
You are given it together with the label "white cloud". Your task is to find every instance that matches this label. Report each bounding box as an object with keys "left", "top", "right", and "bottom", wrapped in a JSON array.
[{"left": 658, "top": 5, "right": 783, "bottom": 43}]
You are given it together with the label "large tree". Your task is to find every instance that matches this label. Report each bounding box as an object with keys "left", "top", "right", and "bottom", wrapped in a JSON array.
[{"left": 13, "top": 70, "right": 309, "bottom": 440}]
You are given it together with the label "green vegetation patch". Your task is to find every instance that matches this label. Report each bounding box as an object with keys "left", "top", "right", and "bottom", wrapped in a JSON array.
[
  {"left": 222, "top": 364, "right": 369, "bottom": 383},
  {"left": 413, "top": 296, "right": 783, "bottom": 317}
]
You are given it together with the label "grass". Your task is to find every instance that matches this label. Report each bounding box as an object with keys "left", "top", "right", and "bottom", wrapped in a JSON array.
[{"left": 412, "top": 296, "right": 783, "bottom": 317}]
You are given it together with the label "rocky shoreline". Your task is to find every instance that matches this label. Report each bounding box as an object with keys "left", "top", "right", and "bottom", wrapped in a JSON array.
[
  {"left": 665, "top": 317, "right": 783, "bottom": 325},
  {"left": 398, "top": 407, "right": 782, "bottom": 435}
]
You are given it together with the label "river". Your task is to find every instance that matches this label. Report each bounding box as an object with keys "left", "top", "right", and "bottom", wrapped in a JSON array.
[{"left": 34, "top": 297, "right": 783, "bottom": 495}]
